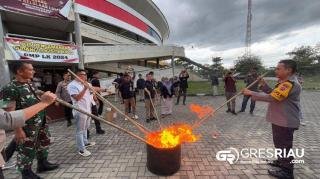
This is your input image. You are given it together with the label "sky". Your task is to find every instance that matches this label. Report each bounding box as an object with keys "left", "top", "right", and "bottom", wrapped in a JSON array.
[{"left": 153, "top": 0, "right": 320, "bottom": 68}]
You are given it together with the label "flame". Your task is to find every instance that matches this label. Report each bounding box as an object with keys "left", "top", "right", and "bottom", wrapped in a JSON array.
[
  {"left": 146, "top": 124, "right": 199, "bottom": 149},
  {"left": 189, "top": 104, "right": 214, "bottom": 119}
]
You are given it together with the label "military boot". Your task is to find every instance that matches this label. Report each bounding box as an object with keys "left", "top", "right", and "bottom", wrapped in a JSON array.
[{"left": 37, "top": 157, "right": 59, "bottom": 173}]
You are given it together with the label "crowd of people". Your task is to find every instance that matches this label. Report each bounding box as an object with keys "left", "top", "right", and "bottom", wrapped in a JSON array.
[
  {"left": 115, "top": 68, "right": 190, "bottom": 122},
  {"left": 0, "top": 59, "right": 303, "bottom": 179}
]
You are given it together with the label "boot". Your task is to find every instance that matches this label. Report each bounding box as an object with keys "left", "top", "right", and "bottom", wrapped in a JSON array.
[
  {"left": 22, "top": 168, "right": 42, "bottom": 179},
  {"left": 96, "top": 128, "right": 105, "bottom": 134},
  {"left": 268, "top": 168, "right": 293, "bottom": 179},
  {"left": 37, "top": 157, "right": 59, "bottom": 173}
]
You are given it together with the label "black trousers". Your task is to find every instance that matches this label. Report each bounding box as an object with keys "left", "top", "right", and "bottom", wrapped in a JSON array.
[
  {"left": 240, "top": 95, "right": 256, "bottom": 112},
  {"left": 177, "top": 88, "right": 187, "bottom": 104},
  {"left": 97, "top": 99, "right": 103, "bottom": 115},
  {"left": 64, "top": 101, "right": 73, "bottom": 123},
  {"left": 91, "top": 105, "right": 102, "bottom": 131},
  {"left": 272, "top": 124, "right": 296, "bottom": 171}
]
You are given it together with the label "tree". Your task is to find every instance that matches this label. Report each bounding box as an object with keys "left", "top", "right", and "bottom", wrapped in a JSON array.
[
  {"left": 210, "top": 57, "right": 224, "bottom": 77},
  {"left": 287, "top": 45, "right": 319, "bottom": 75},
  {"left": 234, "top": 55, "right": 264, "bottom": 75}
]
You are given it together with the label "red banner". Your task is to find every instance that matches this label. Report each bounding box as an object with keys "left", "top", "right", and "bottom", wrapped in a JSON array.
[{"left": 0, "top": 0, "right": 71, "bottom": 18}]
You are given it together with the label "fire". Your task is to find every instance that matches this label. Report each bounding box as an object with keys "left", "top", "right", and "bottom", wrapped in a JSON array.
[
  {"left": 146, "top": 124, "right": 199, "bottom": 149},
  {"left": 189, "top": 104, "right": 214, "bottom": 119}
]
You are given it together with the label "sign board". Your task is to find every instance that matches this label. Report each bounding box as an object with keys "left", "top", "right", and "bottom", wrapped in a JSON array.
[{"left": 5, "top": 37, "right": 79, "bottom": 63}]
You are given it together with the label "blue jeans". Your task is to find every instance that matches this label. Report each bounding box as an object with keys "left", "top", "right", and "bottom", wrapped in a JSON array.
[
  {"left": 241, "top": 95, "right": 255, "bottom": 112},
  {"left": 74, "top": 112, "right": 91, "bottom": 151}
]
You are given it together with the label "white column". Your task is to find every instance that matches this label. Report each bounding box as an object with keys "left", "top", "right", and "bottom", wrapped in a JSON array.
[{"left": 0, "top": 13, "right": 10, "bottom": 88}]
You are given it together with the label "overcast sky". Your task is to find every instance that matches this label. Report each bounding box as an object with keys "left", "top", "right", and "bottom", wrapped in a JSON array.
[{"left": 153, "top": 0, "right": 320, "bottom": 68}]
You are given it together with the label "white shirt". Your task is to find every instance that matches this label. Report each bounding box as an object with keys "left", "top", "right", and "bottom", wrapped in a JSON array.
[{"left": 67, "top": 80, "right": 93, "bottom": 113}]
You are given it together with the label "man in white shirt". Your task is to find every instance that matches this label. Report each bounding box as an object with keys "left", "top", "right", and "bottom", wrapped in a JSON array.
[{"left": 67, "top": 70, "right": 95, "bottom": 157}]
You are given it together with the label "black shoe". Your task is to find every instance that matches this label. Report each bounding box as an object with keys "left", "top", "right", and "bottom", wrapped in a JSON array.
[
  {"left": 146, "top": 118, "right": 150, "bottom": 123},
  {"left": 96, "top": 129, "right": 105, "bottom": 134},
  {"left": 151, "top": 117, "right": 157, "bottom": 121},
  {"left": 37, "top": 159, "right": 59, "bottom": 173},
  {"left": 226, "top": 109, "right": 231, "bottom": 113},
  {"left": 238, "top": 110, "right": 245, "bottom": 113},
  {"left": 231, "top": 111, "right": 237, "bottom": 115},
  {"left": 268, "top": 168, "right": 293, "bottom": 179},
  {"left": 250, "top": 111, "right": 254, "bottom": 115},
  {"left": 267, "top": 160, "right": 282, "bottom": 168},
  {"left": 175, "top": 103, "right": 179, "bottom": 105},
  {"left": 22, "top": 168, "right": 42, "bottom": 179},
  {"left": 67, "top": 121, "right": 72, "bottom": 127},
  {"left": 183, "top": 103, "right": 186, "bottom": 105}
]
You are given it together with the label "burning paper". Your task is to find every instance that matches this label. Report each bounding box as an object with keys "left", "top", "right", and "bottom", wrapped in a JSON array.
[{"left": 146, "top": 124, "right": 199, "bottom": 149}]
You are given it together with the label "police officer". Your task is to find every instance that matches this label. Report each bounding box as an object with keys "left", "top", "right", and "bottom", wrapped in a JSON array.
[
  {"left": 243, "top": 60, "right": 301, "bottom": 179},
  {"left": 0, "top": 92, "right": 56, "bottom": 178},
  {"left": 1, "top": 62, "right": 59, "bottom": 178}
]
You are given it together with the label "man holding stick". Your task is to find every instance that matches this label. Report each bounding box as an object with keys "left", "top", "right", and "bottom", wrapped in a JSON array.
[
  {"left": 0, "top": 91, "right": 56, "bottom": 178},
  {"left": 67, "top": 70, "right": 95, "bottom": 157},
  {"left": 1, "top": 62, "right": 59, "bottom": 178},
  {"left": 243, "top": 60, "right": 301, "bottom": 179}
]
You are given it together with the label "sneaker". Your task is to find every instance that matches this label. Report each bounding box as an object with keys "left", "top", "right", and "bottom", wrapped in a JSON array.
[
  {"left": 133, "top": 115, "right": 139, "bottom": 119},
  {"left": 79, "top": 149, "right": 91, "bottom": 157},
  {"left": 124, "top": 118, "right": 128, "bottom": 121},
  {"left": 2, "top": 161, "right": 16, "bottom": 170},
  {"left": 300, "top": 122, "right": 306, "bottom": 126},
  {"left": 85, "top": 142, "right": 96, "bottom": 147}
]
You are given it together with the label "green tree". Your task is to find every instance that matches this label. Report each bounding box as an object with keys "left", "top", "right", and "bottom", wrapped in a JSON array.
[
  {"left": 287, "top": 45, "right": 319, "bottom": 75},
  {"left": 234, "top": 55, "right": 264, "bottom": 75},
  {"left": 210, "top": 57, "right": 224, "bottom": 77}
]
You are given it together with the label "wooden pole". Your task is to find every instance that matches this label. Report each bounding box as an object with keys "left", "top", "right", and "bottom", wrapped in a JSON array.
[
  {"left": 55, "top": 97, "right": 149, "bottom": 144},
  {"left": 192, "top": 72, "right": 269, "bottom": 129},
  {"left": 67, "top": 69, "right": 151, "bottom": 134}
]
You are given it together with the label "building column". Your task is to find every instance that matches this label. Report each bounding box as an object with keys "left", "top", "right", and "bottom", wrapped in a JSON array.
[
  {"left": 171, "top": 57, "right": 175, "bottom": 77},
  {"left": 0, "top": 13, "right": 10, "bottom": 88},
  {"left": 74, "top": 10, "right": 84, "bottom": 69},
  {"left": 144, "top": 60, "right": 148, "bottom": 67}
]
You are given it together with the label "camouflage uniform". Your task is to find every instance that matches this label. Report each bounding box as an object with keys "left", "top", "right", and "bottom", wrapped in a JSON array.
[{"left": 0, "top": 80, "right": 51, "bottom": 171}]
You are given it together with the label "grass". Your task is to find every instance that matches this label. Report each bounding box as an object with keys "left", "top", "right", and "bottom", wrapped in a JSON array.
[{"left": 187, "top": 75, "right": 320, "bottom": 95}]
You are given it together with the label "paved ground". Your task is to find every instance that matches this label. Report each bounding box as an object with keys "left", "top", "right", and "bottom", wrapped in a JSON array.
[{"left": 3, "top": 91, "right": 320, "bottom": 179}]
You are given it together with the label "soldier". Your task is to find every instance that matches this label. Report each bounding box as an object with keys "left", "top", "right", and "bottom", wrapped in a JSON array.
[
  {"left": 243, "top": 60, "right": 301, "bottom": 179},
  {"left": 1, "top": 62, "right": 59, "bottom": 178},
  {"left": 0, "top": 92, "right": 56, "bottom": 178}
]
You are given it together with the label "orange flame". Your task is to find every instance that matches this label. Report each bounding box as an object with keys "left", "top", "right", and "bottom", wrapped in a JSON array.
[
  {"left": 189, "top": 104, "right": 214, "bottom": 119},
  {"left": 146, "top": 124, "right": 199, "bottom": 149}
]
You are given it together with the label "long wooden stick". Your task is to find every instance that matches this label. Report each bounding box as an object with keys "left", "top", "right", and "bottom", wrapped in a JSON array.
[
  {"left": 67, "top": 69, "right": 151, "bottom": 134},
  {"left": 144, "top": 88, "right": 162, "bottom": 130},
  {"left": 192, "top": 72, "right": 268, "bottom": 129}
]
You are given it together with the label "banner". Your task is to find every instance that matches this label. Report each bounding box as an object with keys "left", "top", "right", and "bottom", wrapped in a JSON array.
[
  {"left": 5, "top": 37, "right": 79, "bottom": 63},
  {"left": 0, "top": 0, "right": 71, "bottom": 18}
]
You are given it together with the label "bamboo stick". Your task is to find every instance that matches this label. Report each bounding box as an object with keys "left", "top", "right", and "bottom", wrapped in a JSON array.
[
  {"left": 192, "top": 72, "right": 269, "bottom": 129},
  {"left": 67, "top": 69, "right": 151, "bottom": 134},
  {"left": 144, "top": 88, "right": 162, "bottom": 130}
]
